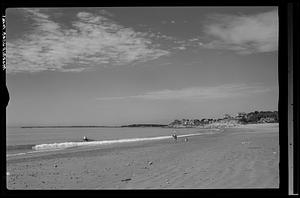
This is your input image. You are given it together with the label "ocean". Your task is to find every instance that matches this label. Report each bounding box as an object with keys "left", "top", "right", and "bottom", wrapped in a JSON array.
[{"left": 6, "top": 127, "right": 221, "bottom": 157}]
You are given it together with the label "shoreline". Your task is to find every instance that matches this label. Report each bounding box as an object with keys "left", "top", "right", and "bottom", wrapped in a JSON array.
[
  {"left": 6, "top": 128, "right": 224, "bottom": 157},
  {"left": 7, "top": 129, "right": 224, "bottom": 162},
  {"left": 6, "top": 124, "right": 279, "bottom": 189}
]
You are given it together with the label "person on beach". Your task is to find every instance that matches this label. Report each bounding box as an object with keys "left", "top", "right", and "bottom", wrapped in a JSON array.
[
  {"left": 172, "top": 130, "right": 177, "bottom": 142},
  {"left": 83, "top": 136, "right": 88, "bottom": 141}
]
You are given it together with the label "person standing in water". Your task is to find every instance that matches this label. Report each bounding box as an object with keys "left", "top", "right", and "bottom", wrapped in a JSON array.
[
  {"left": 83, "top": 136, "right": 88, "bottom": 141},
  {"left": 172, "top": 130, "right": 177, "bottom": 142}
]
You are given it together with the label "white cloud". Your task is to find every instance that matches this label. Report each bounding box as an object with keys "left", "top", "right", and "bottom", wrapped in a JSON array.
[
  {"left": 96, "top": 83, "right": 271, "bottom": 101},
  {"left": 6, "top": 9, "right": 170, "bottom": 73},
  {"left": 188, "top": 38, "right": 200, "bottom": 42},
  {"left": 173, "top": 46, "right": 186, "bottom": 50},
  {"left": 202, "top": 9, "right": 278, "bottom": 54}
]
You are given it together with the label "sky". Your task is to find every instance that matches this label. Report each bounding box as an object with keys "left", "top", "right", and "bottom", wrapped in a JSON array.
[{"left": 5, "top": 7, "right": 279, "bottom": 126}]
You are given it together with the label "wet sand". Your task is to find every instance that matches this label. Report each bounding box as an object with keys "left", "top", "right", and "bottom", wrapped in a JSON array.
[{"left": 6, "top": 124, "right": 279, "bottom": 189}]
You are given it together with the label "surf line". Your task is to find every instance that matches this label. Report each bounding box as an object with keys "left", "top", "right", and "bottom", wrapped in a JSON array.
[
  {"left": 33, "top": 130, "right": 223, "bottom": 150},
  {"left": 7, "top": 130, "right": 223, "bottom": 157}
]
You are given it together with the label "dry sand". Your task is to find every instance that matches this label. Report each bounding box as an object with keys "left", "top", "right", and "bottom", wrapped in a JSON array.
[{"left": 6, "top": 124, "right": 279, "bottom": 189}]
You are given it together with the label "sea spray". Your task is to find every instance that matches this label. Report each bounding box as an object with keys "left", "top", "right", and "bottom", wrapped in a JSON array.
[{"left": 32, "top": 135, "right": 172, "bottom": 151}]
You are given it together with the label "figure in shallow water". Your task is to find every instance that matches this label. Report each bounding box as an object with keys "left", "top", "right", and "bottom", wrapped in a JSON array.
[{"left": 172, "top": 130, "right": 177, "bottom": 141}]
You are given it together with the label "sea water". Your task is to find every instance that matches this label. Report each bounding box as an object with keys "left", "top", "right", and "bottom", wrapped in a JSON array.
[{"left": 6, "top": 127, "right": 221, "bottom": 157}]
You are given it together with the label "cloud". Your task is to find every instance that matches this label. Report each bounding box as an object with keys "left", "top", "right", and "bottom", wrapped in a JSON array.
[
  {"left": 173, "top": 46, "right": 186, "bottom": 50},
  {"left": 161, "top": 20, "right": 176, "bottom": 24},
  {"left": 6, "top": 8, "right": 170, "bottom": 73},
  {"left": 202, "top": 9, "right": 278, "bottom": 54},
  {"left": 172, "top": 37, "right": 204, "bottom": 50},
  {"left": 96, "top": 83, "right": 272, "bottom": 101},
  {"left": 188, "top": 38, "right": 200, "bottom": 42}
]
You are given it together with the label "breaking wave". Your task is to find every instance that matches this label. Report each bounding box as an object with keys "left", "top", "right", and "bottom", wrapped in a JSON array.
[
  {"left": 32, "top": 131, "right": 220, "bottom": 151},
  {"left": 7, "top": 130, "right": 222, "bottom": 157}
]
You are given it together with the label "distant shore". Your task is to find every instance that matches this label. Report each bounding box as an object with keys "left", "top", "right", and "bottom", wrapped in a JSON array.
[
  {"left": 21, "top": 125, "right": 122, "bottom": 128},
  {"left": 20, "top": 124, "right": 168, "bottom": 128},
  {"left": 20, "top": 122, "right": 278, "bottom": 129}
]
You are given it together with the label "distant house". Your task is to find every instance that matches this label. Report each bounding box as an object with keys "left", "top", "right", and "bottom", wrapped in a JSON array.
[
  {"left": 224, "top": 114, "right": 232, "bottom": 119},
  {"left": 235, "top": 112, "right": 246, "bottom": 119},
  {"left": 258, "top": 117, "right": 276, "bottom": 123},
  {"left": 193, "top": 119, "right": 201, "bottom": 126},
  {"left": 203, "top": 119, "right": 210, "bottom": 124},
  {"left": 235, "top": 112, "right": 247, "bottom": 123}
]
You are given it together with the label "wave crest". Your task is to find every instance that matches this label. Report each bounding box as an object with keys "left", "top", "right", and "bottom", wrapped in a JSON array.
[{"left": 32, "top": 131, "right": 220, "bottom": 151}]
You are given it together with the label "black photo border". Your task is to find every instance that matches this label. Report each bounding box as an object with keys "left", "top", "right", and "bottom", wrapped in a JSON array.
[{"left": 1, "top": 0, "right": 299, "bottom": 197}]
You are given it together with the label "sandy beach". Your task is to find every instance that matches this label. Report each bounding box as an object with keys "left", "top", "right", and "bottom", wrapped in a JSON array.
[{"left": 6, "top": 124, "right": 279, "bottom": 189}]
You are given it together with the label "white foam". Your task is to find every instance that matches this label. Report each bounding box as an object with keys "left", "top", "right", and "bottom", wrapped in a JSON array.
[
  {"left": 6, "top": 130, "right": 222, "bottom": 157},
  {"left": 32, "top": 131, "right": 220, "bottom": 151}
]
